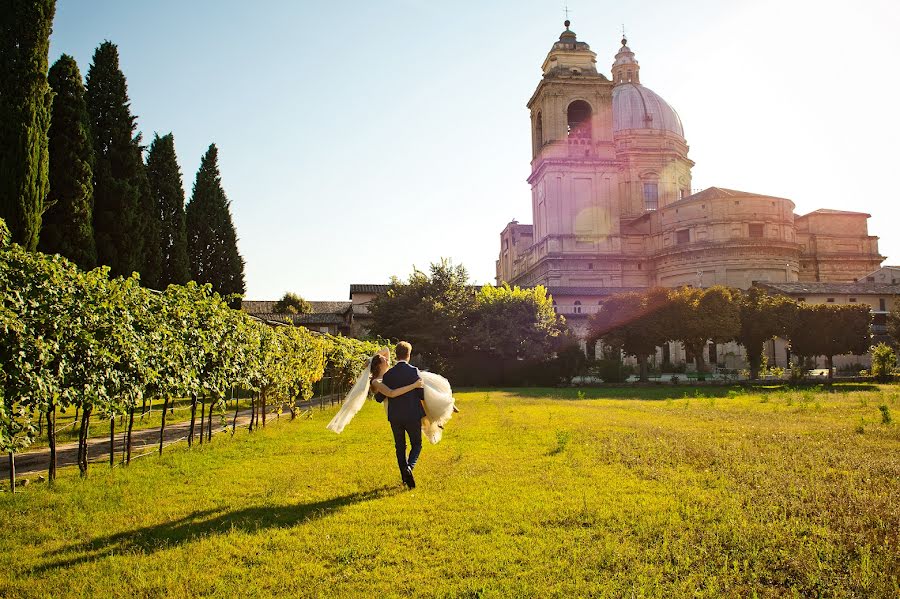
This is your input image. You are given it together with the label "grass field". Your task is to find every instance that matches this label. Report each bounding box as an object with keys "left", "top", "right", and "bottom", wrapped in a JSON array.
[{"left": 1, "top": 386, "right": 898, "bottom": 597}]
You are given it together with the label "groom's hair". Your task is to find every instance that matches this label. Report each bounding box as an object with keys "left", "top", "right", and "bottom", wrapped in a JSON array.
[{"left": 395, "top": 341, "right": 412, "bottom": 361}]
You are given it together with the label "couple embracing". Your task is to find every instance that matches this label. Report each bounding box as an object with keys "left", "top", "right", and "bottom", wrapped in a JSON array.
[{"left": 326, "top": 341, "right": 456, "bottom": 489}]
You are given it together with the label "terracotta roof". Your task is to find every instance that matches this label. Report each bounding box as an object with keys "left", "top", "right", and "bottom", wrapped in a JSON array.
[
  {"left": 241, "top": 300, "right": 351, "bottom": 316},
  {"left": 796, "top": 208, "right": 872, "bottom": 218},
  {"left": 680, "top": 186, "right": 791, "bottom": 204},
  {"left": 755, "top": 281, "right": 900, "bottom": 295},
  {"left": 349, "top": 284, "right": 392, "bottom": 295}
]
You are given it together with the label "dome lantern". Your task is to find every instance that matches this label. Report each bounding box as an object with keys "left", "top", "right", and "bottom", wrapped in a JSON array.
[{"left": 612, "top": 36, "right": 640, "bottom": 85}]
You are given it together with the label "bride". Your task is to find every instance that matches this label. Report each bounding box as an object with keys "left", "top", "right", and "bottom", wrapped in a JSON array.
[{"left": 326, "top": 348, "right": 456, "bottom": 444}]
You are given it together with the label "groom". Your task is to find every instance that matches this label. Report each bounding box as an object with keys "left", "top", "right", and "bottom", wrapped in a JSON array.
[{"left": 375, "top": 341, "right": 426, "bottom": 489}]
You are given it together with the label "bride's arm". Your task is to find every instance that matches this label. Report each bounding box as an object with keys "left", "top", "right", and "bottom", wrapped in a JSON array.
[{"left": 371, "top": 379, "right": 424, "bottom": 398}]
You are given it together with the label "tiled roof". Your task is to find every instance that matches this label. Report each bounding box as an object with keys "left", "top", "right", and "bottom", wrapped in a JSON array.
[
  {"left": 796, "top": 208, "right": 871, "bottom": 218},
  {"left": 349, "top": 284, "right": 392, "bottom": 295},
  {"left": 241, "top": 300, "right": 351, "bottom": 316},
  {"left": 681, "top": 186, "right": 791, "bottom": 203},
  {"left": 755, "top": 281, "right": 900, "bottom": 295}
]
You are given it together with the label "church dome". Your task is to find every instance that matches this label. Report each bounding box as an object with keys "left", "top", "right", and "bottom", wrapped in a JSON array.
[{"left": 612, "top": 82, "right": 685, "bottom": 138}]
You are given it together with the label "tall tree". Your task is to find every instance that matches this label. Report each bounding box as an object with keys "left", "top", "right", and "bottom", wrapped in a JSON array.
[
  {"left": 588, "top": 287, "right": 673, "bottom": 382},
  {"left": 146, "top": 133, "right": 189, "bottom": 287},
  {"left": 367, "top": 259, "right": 474, "bottom": 372},
  {"left": 185, "top": 144, "right": 245, "bottom": 302},
  {"left": 134, "top": 134, "right": 162, "bottom": 288},
  {"left": 669, "top": 286, "right": 740, "bottom": 374},
  {"left": 85, "top": 41, "right": 145, "bottom": 278},
  {"left": 734, "top": 287, "right": 797, "bottom": 380},
  {"left": 790, "top": 304, "right": 871, "bottom": 381},
  {"left": 0, "top": 0, "right": 55, "bottom": 251},
  {"left": 39, "top": 54, "right": 96, "bottom": 269}
]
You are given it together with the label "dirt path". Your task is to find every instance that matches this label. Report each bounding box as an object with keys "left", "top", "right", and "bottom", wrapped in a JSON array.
[{"left": 1, "top": 397, "right": 339, "bottom": 479}]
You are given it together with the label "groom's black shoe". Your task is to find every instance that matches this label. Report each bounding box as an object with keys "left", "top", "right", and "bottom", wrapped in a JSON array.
[{"left": 405, "top": 466, "right": 416, "bottom": 489}]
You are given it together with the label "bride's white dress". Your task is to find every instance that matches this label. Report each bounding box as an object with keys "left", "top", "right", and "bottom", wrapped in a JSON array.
[{"left": 325, "top": 362, "right": 456, "bottom": 444}]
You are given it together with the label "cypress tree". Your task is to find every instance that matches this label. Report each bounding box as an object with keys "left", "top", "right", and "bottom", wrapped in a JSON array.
[
  {"left": 186, "top": 144, "right": 245, "bottom": 302},
  {"left": 134, "top": 133, "right": 162, "bottom": 288},
  {"left": 85, "top": 41, "right": 144, "bottom": 278},
  {"left": 39, "top": 54, "right": 96, "bottom": 269},
  {"left": 146, "top": 133, "right": 189, "bottom": 287},
  {"left": 0, "top": 0, "right": 56, "bottom": 251}
]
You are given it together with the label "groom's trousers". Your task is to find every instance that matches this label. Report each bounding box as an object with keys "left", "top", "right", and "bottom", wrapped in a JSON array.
[{"left": 390, "top": 418, "right": 422, "bottom": 475}]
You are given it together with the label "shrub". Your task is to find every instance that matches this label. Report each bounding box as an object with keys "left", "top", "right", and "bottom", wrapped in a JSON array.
[
  {"left": 880, "top": 405, "right": 892, "bottom": 425},
  {"left": 870, "top": 343, "right": 897, "bottom": 383}
]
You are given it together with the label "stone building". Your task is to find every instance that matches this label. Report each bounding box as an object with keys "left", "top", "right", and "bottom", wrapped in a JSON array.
[
  {"left": 496, "top": 22, "right": 885, "bottom": 342},
  {"left": 241, "top": 300, "right": 353, "bottom": 336}
]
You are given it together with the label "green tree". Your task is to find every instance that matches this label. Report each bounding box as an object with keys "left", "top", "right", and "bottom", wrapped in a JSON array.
[
  {"left": 134, "top": 135, "right": 162, "bottom": 288},
  {"left": 588, "top": 288, "right": 672, "bottom": 382},
  {"left": 39, "top": 54, "right": 97, "bottom": 269},
  {"left": 888, "top": 302, "right": 900, "bottom": 347},
  {"left": 274, "top": 291, "right": 312, "bottom": 315},
  {"left": 185, "top": 144, "right": 245, "bottom": 303},
  {"left": 464, "top": 284, "right": 564, "bottom": 361},
  {"left": 85, "top": 41, "right": 145, "bottom": 278},
  {"left": 367, "top": 259, "right": 474, "bottom": 372},
  {"left": 669, "top": 286, "right": 740, "bottom": 374},
  {"left": 146, "top": 133, "right": 189, "bottom": 286},
  {"left": 0, "top": 0, "right": 55, "bottom": 251},
  {"left": 870, "top": 342, "right": 897, "bottom": 383},
  {"left": 790, "top": 304, "right": 871, "bottom": 381},
  {"left": 734, "top": 286, "right": 797, "bottom": 380}
]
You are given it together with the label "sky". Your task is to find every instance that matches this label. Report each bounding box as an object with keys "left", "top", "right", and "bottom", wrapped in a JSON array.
[{"left": 49, "top": 0, "right": 900, "bottom": 300}]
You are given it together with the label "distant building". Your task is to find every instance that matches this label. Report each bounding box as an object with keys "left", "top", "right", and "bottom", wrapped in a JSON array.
[
  {"left": 496, "top": 22, "right": 885, "bottom": 342},
  {"left": 241, "top": 300, "right": 353, "bottom": 336},
  {"left": 860, "top": 265, "right": 900, "bottom": 285}
]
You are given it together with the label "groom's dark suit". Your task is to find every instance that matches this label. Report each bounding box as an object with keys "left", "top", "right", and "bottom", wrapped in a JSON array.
[{"left": 375, "top": 361, "right": 426, "bottom": 479}]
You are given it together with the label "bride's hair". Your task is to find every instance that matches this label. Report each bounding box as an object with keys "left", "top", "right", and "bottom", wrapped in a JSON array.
[{"left": 369, "top": 354, "right": 387, "bottom": 381}]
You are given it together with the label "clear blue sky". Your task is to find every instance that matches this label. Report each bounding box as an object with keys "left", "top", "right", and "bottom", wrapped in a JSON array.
[{"left": 50, "top": 0, "right": 900, "bottom": 300}]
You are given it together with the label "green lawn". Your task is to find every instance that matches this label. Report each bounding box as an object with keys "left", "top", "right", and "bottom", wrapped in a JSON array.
[{"left": 1, "top": 386, "right": 898, "bottom": 597}]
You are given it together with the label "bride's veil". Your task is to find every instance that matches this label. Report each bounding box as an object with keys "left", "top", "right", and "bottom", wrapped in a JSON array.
[{"left": 325, "top": 359, "right": 372, "bottom": 434}]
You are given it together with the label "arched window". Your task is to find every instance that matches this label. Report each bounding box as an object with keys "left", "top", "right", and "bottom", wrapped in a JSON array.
[
  {"left": 552, "top": 299, "right": 558, "bottom": 314},
  {"left": 574, "top": 300, "right": 582, "bottom": 314},
  {"left": 567, "top": 100, "right": 592, "bottom": 140},
  {"left": 535, "top": 111, "right": 543, "bottom": 151}
]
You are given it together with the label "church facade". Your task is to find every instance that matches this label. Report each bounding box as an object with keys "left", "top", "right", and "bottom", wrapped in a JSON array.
[{"left": 496, "top": 23, "right": 884, "bottom": 341}]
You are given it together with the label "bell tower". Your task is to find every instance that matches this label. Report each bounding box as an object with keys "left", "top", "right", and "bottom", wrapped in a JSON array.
[{"left": 524, "top": 21, "right": 623, "bottom": 289}]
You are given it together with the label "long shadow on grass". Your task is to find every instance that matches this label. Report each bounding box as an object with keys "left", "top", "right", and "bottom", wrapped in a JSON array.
[{"left": 35, "top": 485, "right": 397, "bottom": 573}]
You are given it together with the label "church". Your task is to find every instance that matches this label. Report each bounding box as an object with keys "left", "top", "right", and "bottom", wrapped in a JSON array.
[{"left": 496, "top": 22, "right": 885, "bottom": 344}]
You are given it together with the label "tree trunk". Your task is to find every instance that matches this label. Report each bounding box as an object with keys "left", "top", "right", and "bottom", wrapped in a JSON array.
[
  {"left": 207, "top": 397, "right": 213, "bottom": 442},
  {"left": 748, "top": 344, "right": 763, "bottom": 380},
  {"left": 188, "top": 394, "right": 197, "bottom": 447},
  {"left": 72, "top": 405, "right": 79, "bottom": 430},
  {"left": 8, "top": 453, "right": 14, "bottom": 494},
  {"left": 47, "top": 402, "right": 56, "bottom": 482},
  {"left": 159, "top": 396, "right": 170, "bottom": 455},
  {"left": 262, "top": 388, "right": 267, "bottom": 428},
  {"left": 140, "top": 397, "right": 147, "bottom": 421},
  {"left": 249, "top": 394, "right": 255, "bottom": 433},
  {"left": 827, "top": 355, "right": 834, "bottom": 382},
  {"left": 77, "top": 406, "right": 92, "bottom": 477},
  {"left": 199, "top": 399, "right": 205, "bottom": 445},
  {"left": 109, "top": 415, "right": 115, "bottom": 467},
  {"left": 232, "top": 394, "right": 240, "bottom": 436},
  {"left": 126, "top": 406, "right": 135, "bottom": 465},
  {"left": 638, "top": 355, "right": 648, "bottom": 382},
  {"left": 38, "top": 410, "right": 43, "bottom": 437}
]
